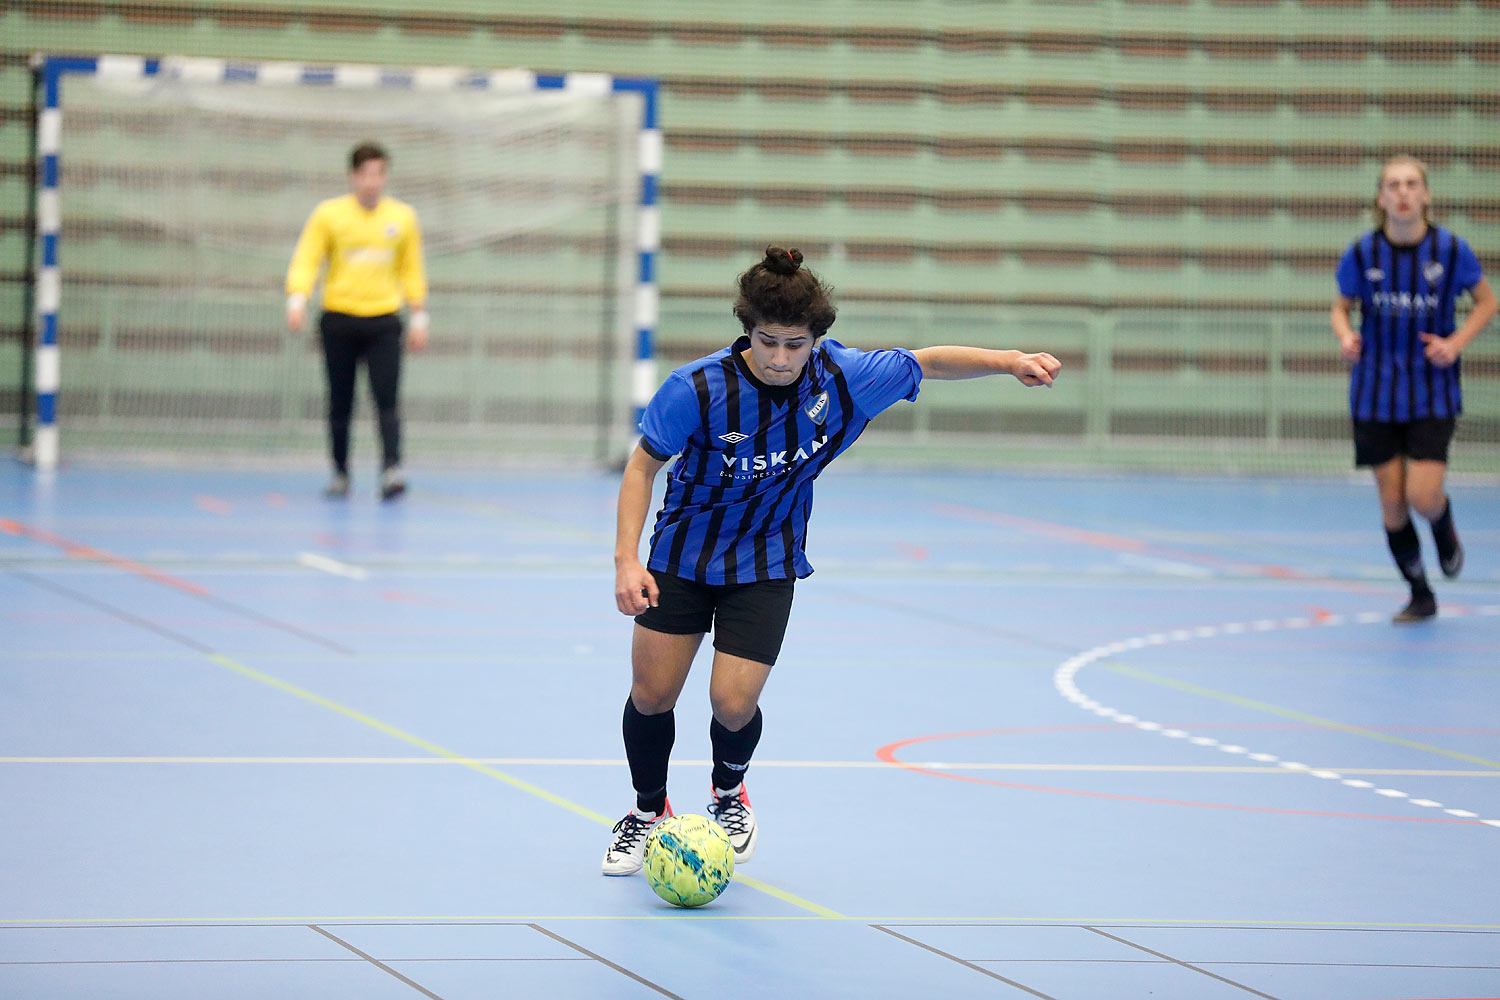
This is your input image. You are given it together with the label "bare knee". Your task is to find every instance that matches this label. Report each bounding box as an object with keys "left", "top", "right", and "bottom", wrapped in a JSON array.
[
  {"left": 1376, "top": 480, "right": 1403, "bottom": 511},
  {"left": 629, "top": 684, "right": 678, "bottom": 715},
  {"left": 709, "top": 695, "right": 759, "bottom": 731},
  {"left": 628, "top": 627, "right": 702, "bottom": 715},
  {"left": 707, "top": 650, "right": 773, "bottom": 731},
  {"left": 1373, "top": 474, "right": 1408, "bottom": 528},
  {"left": 1410, "top": 491, "right": 1446, "bottom": 524},
  {"left": 1376, "top": 499, "right": 1409, "bottom": 531},
  {"left": 1408, "top": 487, "right": 1446, "bottom": 522},
  {"left": 708, "top": 671, "right": 767, "bottom": 728}
]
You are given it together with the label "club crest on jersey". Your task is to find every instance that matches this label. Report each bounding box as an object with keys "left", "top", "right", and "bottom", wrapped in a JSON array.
[
  {"left": 1424, "top": 261, "right": 1445, "bottom": 282},
  {"left": 385, "top": 224, "right": 399, "bottom": 238},
  {"left": 804, "top": 390, "right": 830, "bottom": 424},
  {"left": 718, "top": 431, "right": 750, "bottom": 444},
  {"left": 1365, "top": 267, "right": 1385, "bottom": 282}
]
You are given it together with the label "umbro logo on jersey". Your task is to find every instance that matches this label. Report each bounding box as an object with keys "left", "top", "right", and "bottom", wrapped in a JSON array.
[
  {"left": 804, "top": 391, "right": 830, "bottom": 424},
  {"left": 1365, "top": 267, "right": 1385, "bottom": 281},
  {"left": 1424, "top": 261, "right": 1445, "bottom": 282},
  {"left": 718, "top": 431, "right": 750, "bottom": 444},
  {"left": 385, "top": 224, "right": 399, "bottom": 238}
]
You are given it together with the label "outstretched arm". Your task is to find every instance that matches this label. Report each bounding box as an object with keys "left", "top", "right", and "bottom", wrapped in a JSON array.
[
  {"left": 911, "top": 346, "right": 1061, "bottom": 386},
  {"left": 615, "top": 445, "right": 668, "bottom": 615}
]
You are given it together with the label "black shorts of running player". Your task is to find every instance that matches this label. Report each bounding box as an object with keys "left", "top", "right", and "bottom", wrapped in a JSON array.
[
  {"left": 1353, "top": 417, "right": 1457, "bottom": 468},
  {"left": 635, "top": 573, "right": 796, "bottom": 666}
]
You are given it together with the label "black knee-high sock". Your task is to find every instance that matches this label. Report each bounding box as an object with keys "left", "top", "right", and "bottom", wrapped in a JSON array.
[
  {"left": 710, "top": 707, "right": 763, "bottom": 792},
  {"left": 1429, "top": 497, "right": 1458, "bottom": 559},
  {"left": 1386, "top": 521, "right": 1431, "bottom": 597},
  {"left": 622, "top": 697, "right": 673, "bottom": 815}
]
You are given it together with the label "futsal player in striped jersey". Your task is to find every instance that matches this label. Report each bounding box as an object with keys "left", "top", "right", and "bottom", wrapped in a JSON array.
[
  {"left": 1332, "top": 155, "right": 1495, "bottom": 623},
  {"left": 286, "top": 142, "right": 429, "bottom": 501},
  {"left": 601, "top": 246, "right": 1062, "bottom": 874}
]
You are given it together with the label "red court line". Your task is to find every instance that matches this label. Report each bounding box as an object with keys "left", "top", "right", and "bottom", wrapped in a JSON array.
[
  {"left": 933, "top": 502, "right": 1151, "bottom": 555},
  {"left": 876, "top": 730, "right": 1489, "bottom": 827},
  {"left": 0, "top": 518, "right": 209, "bottom": 597},
  {"left": 932, "top": 501, "right": 1394, "bottom": 594},
  {"left": 194, "top": 495, "right": 233, "bottom": 515}
]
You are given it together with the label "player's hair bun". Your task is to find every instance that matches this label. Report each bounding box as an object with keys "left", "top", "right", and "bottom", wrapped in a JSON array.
[{"left": 763, "top": 246, "right": 803, "bottom": 276}]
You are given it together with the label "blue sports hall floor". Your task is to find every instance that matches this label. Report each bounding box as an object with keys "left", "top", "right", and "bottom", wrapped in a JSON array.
[{"left": 2, "top": 459, "right": 1498, "bottom": 999}]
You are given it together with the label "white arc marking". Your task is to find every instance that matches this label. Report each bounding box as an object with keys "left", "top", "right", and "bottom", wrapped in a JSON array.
[{"left": 1053, "top": 605, "right": 1500, "bottom": 829}]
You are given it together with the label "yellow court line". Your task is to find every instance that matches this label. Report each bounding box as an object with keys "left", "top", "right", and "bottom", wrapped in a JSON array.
[
  {"left": 730, "top": 876, "right": 842, "bottom": 918},
  {"left": 204, "top": 654, "right": 844, "bottom": 919},
  {"left": 1106, "top": 663, "right": 1500, "bottom": 770}
]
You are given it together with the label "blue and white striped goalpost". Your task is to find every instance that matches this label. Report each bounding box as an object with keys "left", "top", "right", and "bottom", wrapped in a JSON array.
[{"left": 29, "top": 54, "right": 660, "bottom": 471}]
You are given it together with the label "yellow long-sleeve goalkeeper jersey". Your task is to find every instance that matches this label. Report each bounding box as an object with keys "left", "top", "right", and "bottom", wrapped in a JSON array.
[{"left": 285, "top": 194, "right": 427, "bottom": 317}]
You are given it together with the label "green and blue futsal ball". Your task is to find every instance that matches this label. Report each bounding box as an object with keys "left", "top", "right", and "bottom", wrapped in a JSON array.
[{"left": 642, "top": 814, "right": 735, "bottom": 907}]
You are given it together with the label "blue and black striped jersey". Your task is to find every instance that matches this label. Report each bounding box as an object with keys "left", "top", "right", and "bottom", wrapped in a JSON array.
[
  {"left": 638, "top": 336, "right": 922, "bottom": 584},
  {"left": 1336, "top": 226, "right": 1484, "bottom": 422}
]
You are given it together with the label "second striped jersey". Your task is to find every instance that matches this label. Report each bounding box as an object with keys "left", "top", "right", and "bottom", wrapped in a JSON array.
[
  {"left": 638, "top": 336, "right": 923, "bottom": 585},
  {"left": 1336, "top": 226, "right": 1484, "bottom": 422}
]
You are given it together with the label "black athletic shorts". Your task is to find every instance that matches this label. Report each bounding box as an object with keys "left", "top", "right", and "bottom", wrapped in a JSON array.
[
  {"left": 1353, "top": 418, "right": 1457, "bottom": 468},
  {"left": 635, "top": 572, "right": 796, "bottom": 666}
]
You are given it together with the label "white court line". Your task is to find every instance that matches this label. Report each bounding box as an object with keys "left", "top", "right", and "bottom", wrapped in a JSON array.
[
  {"left": 296, "top": 552, "right": 369, "bottom": 580},
  {"left": 4, "top": 757, "right": 1499, "bottom": 777},
  {"left": 1053, "top": 604, "right": 1500, "bottom": 829}
]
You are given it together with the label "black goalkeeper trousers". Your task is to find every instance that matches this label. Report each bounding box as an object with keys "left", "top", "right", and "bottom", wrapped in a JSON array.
[{"left": 320, "top": 310, "right": 403, "bottom": 473}]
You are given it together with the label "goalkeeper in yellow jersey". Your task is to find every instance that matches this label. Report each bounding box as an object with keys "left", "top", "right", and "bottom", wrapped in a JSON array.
[{"left": 286, "top": 142, "right": 428, "bottom": 500}]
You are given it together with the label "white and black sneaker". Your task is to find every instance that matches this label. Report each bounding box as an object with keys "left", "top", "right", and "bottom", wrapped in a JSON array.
[
  {"left": 707, "top": 783, "right": 758, "bottom": 864},
  {"left": 601, "top": 800, "right": 671, "bottom": 876}
]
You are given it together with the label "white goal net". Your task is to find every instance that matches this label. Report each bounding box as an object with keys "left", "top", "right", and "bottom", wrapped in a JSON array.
[{"left": 40, "top": 58, "right": 652, "bottom": 467}]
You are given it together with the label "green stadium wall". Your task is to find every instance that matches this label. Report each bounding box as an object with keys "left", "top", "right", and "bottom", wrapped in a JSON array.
[{"left": 2, "top": 0, "right": 1496, "bottom": 472}]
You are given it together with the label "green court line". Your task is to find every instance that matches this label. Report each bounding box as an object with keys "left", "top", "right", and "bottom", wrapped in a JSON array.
[
  {"left": 727, "top": 875, "right": 842, "bottom": 918},
  {"left": 207, "top": 655, "right": 609, "bottom": 822},
  {"left": 1105, "top": 662, "right": 1500, "bottom": 770},
  {"left": 205, "top": 653, "right": 845, "bottom": 919}
]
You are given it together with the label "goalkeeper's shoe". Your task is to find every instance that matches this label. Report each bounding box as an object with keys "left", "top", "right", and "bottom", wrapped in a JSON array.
[
  {"left": 380, "top": 466, "right": 406, "bottom": 501},
  {"left": 323, "top": 472, "right": 350, "bottom": 499}
]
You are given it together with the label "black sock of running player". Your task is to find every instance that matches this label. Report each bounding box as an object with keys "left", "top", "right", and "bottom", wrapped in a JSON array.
[
  {"left": 622, "top": 697, "right": 674, "bottom": 816},
  {"left": 1430, "top": 497, "right": 1458, "bottom": 561},
  {"left": 710, "top": 707, "right": 763, "bottom": 793},
  {"left": 1385, "top": 521, "right": 1432, "bottom": 597}
]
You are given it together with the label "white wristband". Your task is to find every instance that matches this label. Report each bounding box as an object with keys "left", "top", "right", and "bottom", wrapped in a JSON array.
[
  {"left": 409, "top": 309, "right": 430, "bottom": 332},
  {"left": 286, "top": 293, "right": 307, "bottom": 312}
]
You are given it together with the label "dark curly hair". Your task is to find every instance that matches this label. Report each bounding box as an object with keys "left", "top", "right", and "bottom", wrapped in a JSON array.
[{"left": 732, "top": 246, "right": 837, "bottom": 337}]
